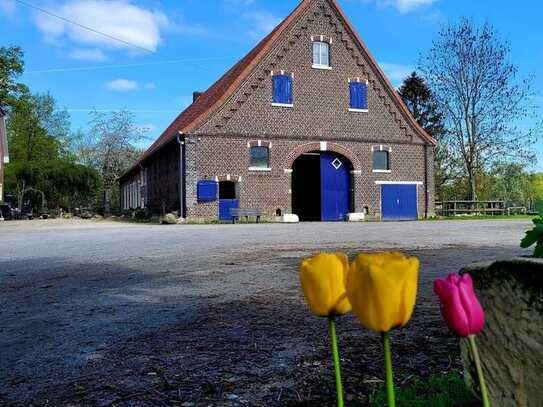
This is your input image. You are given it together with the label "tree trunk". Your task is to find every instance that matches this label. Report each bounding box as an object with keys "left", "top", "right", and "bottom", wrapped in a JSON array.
[
  {"left": 103, "top": 188, "right": 111, "bottom": 216},
  {"left": 468, "top": 169, "right": 477, "bottom": 201}
]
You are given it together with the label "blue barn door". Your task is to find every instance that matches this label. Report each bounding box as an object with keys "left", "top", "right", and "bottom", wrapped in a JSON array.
[
  {"left": 381, "top": 184, "right": 417, "bottom": 221},
  {"left": 320, "top": 153, "right": 350, "bottom": 221},
  {"left": 219, "top": 199, "right": 239, "bottom": 221},
  {"left": 218, "top": 181, "right": 239, "bottom": 221}
]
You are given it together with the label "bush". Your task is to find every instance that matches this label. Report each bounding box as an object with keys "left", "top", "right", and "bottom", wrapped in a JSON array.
[{"left": 520, "top": 212, "right": 543, "bottom": 258}]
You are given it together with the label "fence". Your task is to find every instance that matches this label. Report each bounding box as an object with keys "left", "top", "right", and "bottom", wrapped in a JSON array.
[{"left": 435, "top": 201, "right": 507, "bottom": 217}]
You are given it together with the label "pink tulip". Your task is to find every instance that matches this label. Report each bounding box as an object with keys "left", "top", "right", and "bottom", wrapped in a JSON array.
[{"left": 434, "top": 273, "right": 485, "bottom": 337}]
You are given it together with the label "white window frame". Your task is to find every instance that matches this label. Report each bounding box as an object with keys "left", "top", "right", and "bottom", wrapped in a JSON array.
[{"left": 312, "top": 41, "right": 330, "bottom": 69}]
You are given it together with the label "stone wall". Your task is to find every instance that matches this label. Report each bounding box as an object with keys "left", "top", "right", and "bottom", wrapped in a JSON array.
[{"left": 461, "top": 258, "right": 543, "bottom": 407}]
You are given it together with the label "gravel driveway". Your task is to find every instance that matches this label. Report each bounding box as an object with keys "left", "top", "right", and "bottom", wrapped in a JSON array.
[{"left": 0, "top": 219, "right": 531, "bottom": 406}]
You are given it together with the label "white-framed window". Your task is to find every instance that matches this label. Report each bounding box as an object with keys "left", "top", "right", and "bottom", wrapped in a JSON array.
[
  {"left": 249, "top": 146, "right": 270, "bottom": 170},
  {"left": 312, "top": 41, "right": 330, "bottom": 68},
  {"left": 373, "top": 151, "right": 390, "bottom": 172}
]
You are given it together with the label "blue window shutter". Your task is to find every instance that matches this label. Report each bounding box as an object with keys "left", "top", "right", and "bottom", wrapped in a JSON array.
[
  {"left": 272, "top": 76, "right": 281, "bottom": 103},
  {"left": 272, "top": 75, "right": 292, "bottom": 104},
  {"left": 197, "top": 180, "right": 218, "bottom": 202},
  {"left": 350, "top": 82, "right": 368, "bottom": 110},
  {"left": 349, "top": 82, "right": 358, "bottom": 108},
  {"left": 285, "top": 76, "right": 293, "bottom": 104}
]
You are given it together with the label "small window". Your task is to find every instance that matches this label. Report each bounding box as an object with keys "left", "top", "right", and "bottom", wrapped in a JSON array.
[
  {"left": 272, "top": 74, "right": 293, "bottom": 106},
  {"left": 373, "top": 151, "right": 390, "bottom": 171},
  {"left": 349, "top": 81, "right": 368, "bottom": 111},
  {"left": 250, "top": 146, "right": 270, "bottom": 169},
  {"left": 312, "top": 41, "right": 329, "bottom": 67}
]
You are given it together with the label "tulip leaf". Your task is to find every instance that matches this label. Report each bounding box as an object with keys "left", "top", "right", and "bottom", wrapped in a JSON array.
[
  {"left": 520, "top": 224, "right": 543, "bottom": 248},
  {"left": 534, "top": 241, "right": 543, "bottom": 258}
]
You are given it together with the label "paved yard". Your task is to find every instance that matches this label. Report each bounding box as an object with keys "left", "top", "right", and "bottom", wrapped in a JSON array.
[{"left": 0, "top": 219, "right": 531, "bottom": 406}]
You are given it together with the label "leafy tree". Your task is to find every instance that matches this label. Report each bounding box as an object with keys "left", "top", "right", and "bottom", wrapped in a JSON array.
[
  {"left": 485, "top": 163, "right": 532, "bottom": 206},
  {"left": 398, "top": 72, "right": 458, "bottom": 199},
  {"left": 7, "top": 93, "right": 66, "bottom": 163},
  {"left": 0, "top": 46, "right": 27, "bottom": 111},
  {"left": 420, "top": 19, "right": 542, "bottom": 200},
  {"left": 85, "top": 110, "right": 147, "bottom": 214}
]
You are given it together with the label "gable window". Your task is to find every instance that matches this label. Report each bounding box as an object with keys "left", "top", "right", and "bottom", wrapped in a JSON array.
[
  {"left": 313, "top": 41, "right": 329, "bottom": 68},
  {"left": 373, "top": 150, "right": 390, "bottom": 172},
  {"left": 349, "top": 79, "right": 368, "bottom": 112},
  {"left": 272, "top": 72, "right": 293, "bottom": 107},
  {"left": 250, "top": 146, "right": 270, "bottom": 170}
]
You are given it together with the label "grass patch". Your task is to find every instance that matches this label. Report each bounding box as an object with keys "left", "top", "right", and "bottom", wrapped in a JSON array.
[
  {"left": 370, "top": 371, "right": 479, "bottom": 407},
  {"left": 428, "top": 214, "right": 533, "bottom": 221}
]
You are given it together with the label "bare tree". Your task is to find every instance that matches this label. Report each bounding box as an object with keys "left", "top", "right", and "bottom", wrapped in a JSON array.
[
  {"left": 398, "top": 72, "right": 461, "bottom": 199},
  {"left": 87, "top": 110, "right": 147, "bottom": 214},
  {"left": 420, "top": 19, "right": 542, "bottom": 200}
]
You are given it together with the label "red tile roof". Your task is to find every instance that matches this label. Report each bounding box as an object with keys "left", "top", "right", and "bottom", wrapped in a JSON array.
[{"left": 121, "top": 0, "right": 435, "bottom": 180}]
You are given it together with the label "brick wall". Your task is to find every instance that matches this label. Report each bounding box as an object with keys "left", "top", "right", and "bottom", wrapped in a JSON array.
[{"left": 185, "top": 135, "right": 432, "bottom": 219}]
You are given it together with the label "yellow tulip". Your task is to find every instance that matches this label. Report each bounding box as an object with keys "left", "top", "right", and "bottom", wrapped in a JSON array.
[
  {"left": 346, "top": 252, "right": 419, "bottom": 332},
  {"left": 299, "top": 253, "right": 352, "bottom": 317}
]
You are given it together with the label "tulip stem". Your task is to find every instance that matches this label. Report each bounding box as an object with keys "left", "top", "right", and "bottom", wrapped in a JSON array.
[
  {"left": 382, "top": 332, "right": 396, "bottom": 407},
  {"left": 468, "top": 335, "right": 490, "bottom": 407},
  {"left": 328, "top": 317, "right": 344, "bottom": 407}
]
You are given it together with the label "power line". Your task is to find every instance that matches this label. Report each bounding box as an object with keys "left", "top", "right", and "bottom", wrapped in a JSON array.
[
  {"left": 25, "top": 56, "right": 240, "bottom": 74},
  {"left": 13, "top": 0, "right": 155, "bottom": 53},
  {"left": 67, "top": 109, "right": 181, "bottom": 113}
]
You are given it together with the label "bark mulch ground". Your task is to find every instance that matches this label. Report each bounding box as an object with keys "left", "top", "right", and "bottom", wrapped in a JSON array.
[{"left": 24, "top": 287, "right": 462, "bottom": 407}]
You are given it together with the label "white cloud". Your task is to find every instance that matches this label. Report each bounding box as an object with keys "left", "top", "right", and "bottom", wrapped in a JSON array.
[
  {"left": 68, "top": 48, "right": 107, "bottom": 62},
  {"left": 0, "top": 0, "right": 15, "bottom": 15},
  {"left": 364, "top": 0, "right": 436, "bottom": 14},
  {"left": 144, "top": 82, "right": 157, "bottom": 90},
  {"left": 379, "top": 62, "right": 414, "bottom": 86},
  {"left": 141, "top": 123, "right": 157, "bottom": 132},
  {"left": 242, "top": 11, "right": 282, "bottom": 38},
  {"left": 106, "top": 79, "right": 139, "bottom": 92},
  {"left": 33, "top": 0, "right": 169, "bottom": 54}
]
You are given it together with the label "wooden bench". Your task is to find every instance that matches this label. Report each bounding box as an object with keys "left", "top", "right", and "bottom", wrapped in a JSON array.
[{"left": 230, "top": 208, "right": 262, "bottom": 224}]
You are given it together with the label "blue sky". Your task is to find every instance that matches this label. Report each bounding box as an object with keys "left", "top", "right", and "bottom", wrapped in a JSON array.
[{"left": 1, "top": 0, "right": 542, "bottom": 170}]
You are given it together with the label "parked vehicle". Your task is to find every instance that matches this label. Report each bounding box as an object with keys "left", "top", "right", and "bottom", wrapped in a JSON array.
[{"left": 0, "top": 203, "right": 13, "bottom": 220}]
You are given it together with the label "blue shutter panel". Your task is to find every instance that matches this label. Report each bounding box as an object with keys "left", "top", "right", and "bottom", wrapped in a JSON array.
[
  {"left": 349, "top": 82, "right": 358, "bottom": 108},
  {"left": 272, "top": 75, "right": 293, "bottom": 104},
  {"left": 285, "top": 76, "right": 293, "bottom": 104},
  {"left": 272, "top": 76, "right": 281, "bottom": 103},
  {"left": 349, "top": 82, "right": 368, "bottom": 110}
]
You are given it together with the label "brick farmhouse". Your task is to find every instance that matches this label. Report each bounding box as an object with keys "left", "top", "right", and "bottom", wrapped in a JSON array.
[{"left": 119, "top": 0, "right": 436, "bottom": 222}]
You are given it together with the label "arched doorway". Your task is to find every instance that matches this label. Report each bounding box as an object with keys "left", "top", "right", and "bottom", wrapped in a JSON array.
[{"left": 292, "top": 151, "right": 352, "bottom": 221}]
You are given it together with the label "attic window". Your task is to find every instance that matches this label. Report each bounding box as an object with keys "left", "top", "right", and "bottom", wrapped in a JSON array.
[
  {"left": 311, "top": 35, "right": 332, "bottom": 69},
  {"left": 349, "top": 78, "right": 368, "bottom": 112},
  {"left": 271, "top": 71, "right": 294, "bottom": 107}
]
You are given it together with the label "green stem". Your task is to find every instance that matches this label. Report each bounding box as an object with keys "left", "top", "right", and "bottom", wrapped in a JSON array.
[
  {"left": 328, "top": 317, "right": 344, "bottom": 407},
  {"left": 382, "top": 332, "right": 396, "bottom": 407},
  {"left": 468, "top": 335, "right": 490, "bottom": 407}
]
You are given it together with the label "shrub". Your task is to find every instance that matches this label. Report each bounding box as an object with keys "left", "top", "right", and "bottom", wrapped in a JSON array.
[{"left": 520, "top": 212, "right": 543, "bottom": 258}]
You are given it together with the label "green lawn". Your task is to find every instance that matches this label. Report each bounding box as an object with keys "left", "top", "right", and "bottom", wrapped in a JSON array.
[{"left": 429, "top": 214, "right": 533, "bottom": 221}]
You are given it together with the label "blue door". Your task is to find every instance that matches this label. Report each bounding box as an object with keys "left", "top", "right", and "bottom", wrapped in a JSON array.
[
  {"left": 218, "top": 181, "right": 239, "bottom": 221},
  {"left": 219, "top": 199, "right": 239, "bottom": 221},
  {"left": 381, "top": 184, "right": 417, "bottom": 221},
  {"left": 320, "top": 153, "right": 350, "bottom": 221}
]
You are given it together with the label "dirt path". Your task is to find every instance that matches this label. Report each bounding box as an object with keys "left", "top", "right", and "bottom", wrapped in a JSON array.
[{"left": 0, "top": 220, "right": 530, "bottom": 406}]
